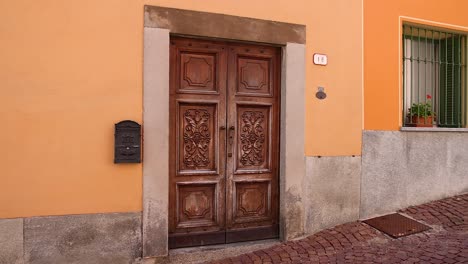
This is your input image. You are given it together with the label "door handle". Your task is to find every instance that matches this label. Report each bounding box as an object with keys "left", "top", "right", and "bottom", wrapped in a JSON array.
[{"left": 228, "top": 126, "right": 235, "bottom": 157}]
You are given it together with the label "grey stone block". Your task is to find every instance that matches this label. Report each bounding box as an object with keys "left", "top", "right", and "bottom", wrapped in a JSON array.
[
  {"left": 446, "top": 133, "right": 468, "bottom": 195},
  {"left": 304, "top": 156, "right": 361, "bottom": 234},
  {"left": 24, "top": 212, "right": 141, "bottom": 264},
  {"left": 361, "top": 131, "right": 409, "bottom": 218},
  {"left": 361, "top": 130, "right": 468, "bottom": 219},
  {"left": 405, "top": 132, "right": 449, "bottom": 205},
  {"left": 0, "top": 218, "right": 24, "bottom": 264}
]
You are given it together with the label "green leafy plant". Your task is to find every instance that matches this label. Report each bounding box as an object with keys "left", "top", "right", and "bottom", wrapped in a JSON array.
[{"left": 408, "top": 94, "right": 435, "bottom": 118}]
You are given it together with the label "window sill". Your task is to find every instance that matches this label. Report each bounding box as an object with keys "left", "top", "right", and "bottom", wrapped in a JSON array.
[{"left": 401, "top": 127, "right": 468, "bottom": 132}]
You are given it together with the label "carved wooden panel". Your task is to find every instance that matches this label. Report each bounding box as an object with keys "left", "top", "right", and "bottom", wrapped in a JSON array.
[
  {"left": 178, "top": 103, "right": 217, "bottom": 173},
  {"left": 177, "top": 184, "right": 217, "bottom": 227},
  {"left": 233, "top": 181, "right": 270, "bottom": 222},
  {"left": 237, "top": 57, "right": 271, "bottom": 96},
  {"left": 236, "top": 105, "right": 270, "bottom": 171},
  {"left": 180, "top": 52, "right": 217, "bottom": 93}
]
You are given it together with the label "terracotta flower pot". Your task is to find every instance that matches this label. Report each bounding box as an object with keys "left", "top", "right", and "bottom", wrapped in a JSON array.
[{"left": 410, "top": 116, "right": 434, "bottom": 127}]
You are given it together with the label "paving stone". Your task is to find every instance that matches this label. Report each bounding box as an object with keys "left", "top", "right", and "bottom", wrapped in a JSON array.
[{"left": 209, "top": 194, "right": 468, "bottom": 263}]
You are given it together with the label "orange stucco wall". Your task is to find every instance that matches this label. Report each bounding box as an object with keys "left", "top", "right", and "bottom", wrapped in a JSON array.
[
  {"left": 0, "top": 0, "right": 363, "bottom": 218},
  {"left": 364, "top": 0, "right": 468, "bottom": 130}
]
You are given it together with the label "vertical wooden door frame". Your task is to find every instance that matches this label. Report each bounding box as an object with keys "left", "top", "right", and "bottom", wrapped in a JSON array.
[{"left": 143, "top": 6, "right": 306, "bottom": 258}]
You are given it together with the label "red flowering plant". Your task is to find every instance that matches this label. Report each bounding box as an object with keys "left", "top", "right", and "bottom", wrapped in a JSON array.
[{"left": 409, "top": 94, "right": 435, "bottom": 118}]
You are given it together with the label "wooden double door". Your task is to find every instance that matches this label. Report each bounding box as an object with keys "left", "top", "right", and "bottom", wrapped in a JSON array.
[{"left": 169, "top": 37, "right": 281, "bottom": 248}]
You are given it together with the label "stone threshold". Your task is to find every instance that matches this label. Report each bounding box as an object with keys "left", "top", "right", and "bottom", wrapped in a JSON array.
[{"left": 147, "top": 239, "right": 280, "bottom": 264}]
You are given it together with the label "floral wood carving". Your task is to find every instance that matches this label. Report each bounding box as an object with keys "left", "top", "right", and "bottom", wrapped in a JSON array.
[
  {"left": 240, "top": 111, "right": 265, "bottom": 166},
  {"left": 183, "top": 109, "right": 211, "bottom": 167}
]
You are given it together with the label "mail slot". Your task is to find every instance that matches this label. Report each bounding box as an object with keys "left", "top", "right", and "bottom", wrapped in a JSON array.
[{"left": 114, "top": 120, "right": 141, "bottom": 163}]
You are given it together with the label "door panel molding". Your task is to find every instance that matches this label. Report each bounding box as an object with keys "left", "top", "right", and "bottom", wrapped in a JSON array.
[
  {"left": 175, "top": 183, "right": 219, "bottom": 228},
  {"left": 232, "top": 180, "right": 272, "bottom": 223}
]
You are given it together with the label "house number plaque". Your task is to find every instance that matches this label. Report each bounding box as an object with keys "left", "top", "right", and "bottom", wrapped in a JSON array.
[{"left": 114, "top": 120, "right": 141, "bottom": 163}]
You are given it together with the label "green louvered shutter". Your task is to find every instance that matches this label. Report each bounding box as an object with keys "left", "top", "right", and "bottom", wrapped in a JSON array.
[{"left": 439, "top": 36, "right": 462, "bottom": 127}]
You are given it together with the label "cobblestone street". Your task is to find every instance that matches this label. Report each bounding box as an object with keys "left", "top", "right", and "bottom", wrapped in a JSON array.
[{"left": 211, "top": 194, "right": 468, "bottom": 264}]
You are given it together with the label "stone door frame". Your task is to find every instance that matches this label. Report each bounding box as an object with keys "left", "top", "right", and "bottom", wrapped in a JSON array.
[{"left": 142, "top": 6, "right": 306, "bottom": 257}]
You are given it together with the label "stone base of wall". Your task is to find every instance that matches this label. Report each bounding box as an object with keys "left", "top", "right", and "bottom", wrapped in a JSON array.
[
  {"left": 0, "top": 218, "right": 23, "bottom": 264},
  {"left": 0, "top": 212, "right": 141, "bottom": 264},
  {"left": 361, "top": 130, "right": 468, "bottom": 219},
  {"left": 304, "top": 156, "right": 361, "bottom": 234}
]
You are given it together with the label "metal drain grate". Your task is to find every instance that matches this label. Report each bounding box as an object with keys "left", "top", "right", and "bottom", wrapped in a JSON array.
[{"left": 363, "top": 213, "right": 431, "bottom": 238}]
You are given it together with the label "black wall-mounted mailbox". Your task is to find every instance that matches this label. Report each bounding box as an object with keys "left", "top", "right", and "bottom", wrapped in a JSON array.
[{"left": 114, "top": 120, "right": 141, "bottom": 163}]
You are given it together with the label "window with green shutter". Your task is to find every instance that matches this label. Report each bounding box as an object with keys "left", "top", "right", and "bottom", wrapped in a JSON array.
[{"left": 403, "top": 24, "right": 467, "bottom": 128}]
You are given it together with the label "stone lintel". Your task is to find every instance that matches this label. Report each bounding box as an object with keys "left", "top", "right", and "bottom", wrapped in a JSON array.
[{"left": 144, "top": 6, "right": 306, "bottom": 45}]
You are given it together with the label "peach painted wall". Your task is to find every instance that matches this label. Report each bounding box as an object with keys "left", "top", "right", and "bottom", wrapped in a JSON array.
[
  {"left": 364, "top": 0, "right": 468, "bottom": 130},
  {"left": 0, "top": 0, "right": 363, "bottom": 218}
]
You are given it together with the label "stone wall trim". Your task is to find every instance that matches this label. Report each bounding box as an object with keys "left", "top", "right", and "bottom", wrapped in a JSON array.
[
  {"left": 144, "top": 6, "right": 306, "bottom": 45},
  {"left": 142, "top": 27, "right": 170, "bottom": 257}
]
